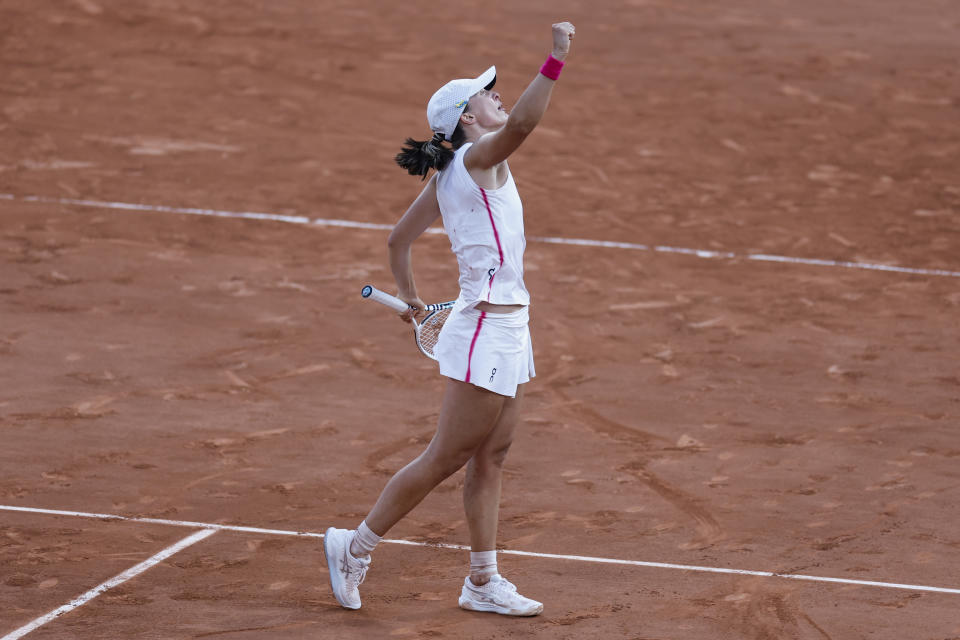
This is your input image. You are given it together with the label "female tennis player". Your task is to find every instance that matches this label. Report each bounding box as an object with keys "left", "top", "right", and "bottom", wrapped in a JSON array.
[{"left": 324, "top": 21, "right": 575, "bottom": 616}]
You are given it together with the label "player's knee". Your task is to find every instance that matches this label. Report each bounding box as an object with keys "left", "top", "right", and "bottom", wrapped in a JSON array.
[
  {"left": 422, "top": 446, "right": 474, "bottom": 480},
  {"left": 475, "top": 439, "right": 513, "bottom": 471}
]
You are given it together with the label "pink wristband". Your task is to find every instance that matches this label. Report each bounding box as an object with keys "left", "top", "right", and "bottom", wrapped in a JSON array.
[{"left": 540, "top": 54, "right": 564, "bottom": 81}]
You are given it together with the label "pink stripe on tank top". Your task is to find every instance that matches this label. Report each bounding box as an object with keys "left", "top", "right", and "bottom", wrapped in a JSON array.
[{"left": 479, "top": 188, "right": 504, "bottom": 302}]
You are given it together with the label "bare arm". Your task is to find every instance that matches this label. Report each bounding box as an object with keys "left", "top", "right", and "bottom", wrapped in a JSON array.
[
  {"left": 465, "top": 22, "right": 575, "bottom": 171},
  {"left": 387, "top": 173, "right": 442, "bottom": 320}
]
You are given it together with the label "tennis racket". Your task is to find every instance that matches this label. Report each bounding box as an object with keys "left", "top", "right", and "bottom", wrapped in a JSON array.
[{"left": 361, "top": 285, "right": 455, "bottom": 360}]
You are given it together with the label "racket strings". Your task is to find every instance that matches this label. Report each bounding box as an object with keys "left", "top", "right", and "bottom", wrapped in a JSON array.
[{"left": 416, "top": 307, "right": 451, "bottom": 358}]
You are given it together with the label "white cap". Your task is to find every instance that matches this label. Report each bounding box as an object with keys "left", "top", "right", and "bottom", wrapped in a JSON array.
[{"left": 426, "top": 66, "right": 497, "bottom": 141}]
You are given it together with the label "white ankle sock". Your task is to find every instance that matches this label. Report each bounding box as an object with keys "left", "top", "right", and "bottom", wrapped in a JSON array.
[
  {"left": 469, "top": 550, "right": 497, "bottom": 583},
  {"left": 350, "top": 520, "right": 381, "bottom": 558}
]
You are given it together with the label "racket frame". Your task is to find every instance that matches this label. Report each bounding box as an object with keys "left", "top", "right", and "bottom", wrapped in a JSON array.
[{"left": 361, "top": 285, "right": 455, "bottom": 360}]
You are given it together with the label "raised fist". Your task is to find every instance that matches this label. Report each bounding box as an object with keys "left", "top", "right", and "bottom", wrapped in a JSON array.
[{"left": 551, "top": 22, "right": 575, "bottom": 60}]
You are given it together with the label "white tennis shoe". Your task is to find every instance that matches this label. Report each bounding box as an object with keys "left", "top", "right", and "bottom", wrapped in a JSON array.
[
  {"left": 323, "top": 527, "right": 370, "bottom": 610},
  {"left": 458, "top": 574, "right": 543, "bottom": 616}
]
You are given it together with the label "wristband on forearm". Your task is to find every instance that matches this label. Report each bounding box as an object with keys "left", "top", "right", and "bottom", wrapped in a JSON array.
[{"left": 540, "top": 54, "right": 564, "bottom": 81}]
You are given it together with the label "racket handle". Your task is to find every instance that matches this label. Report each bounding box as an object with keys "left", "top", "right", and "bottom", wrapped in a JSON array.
[{"left": 361, "top": 285, "right": 411, "bottom": 313}]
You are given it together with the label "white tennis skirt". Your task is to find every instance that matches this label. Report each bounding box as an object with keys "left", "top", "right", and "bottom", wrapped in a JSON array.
[{"left": 435, "top": 303, "right": 535, "bottom": 398}]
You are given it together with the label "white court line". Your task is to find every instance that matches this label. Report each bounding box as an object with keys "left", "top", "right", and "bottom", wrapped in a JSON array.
[
  {"left": 3, "top": 193, "right": 959, "bottom": 278},
  {"left": 17, "top": 195, "right": 312, "bottom": 225},
  {"left": 2, "top": 504, "right": 959, "bottom": 596},
  {"left": 0, "top": 528, "right": 216, "bottom": 640},
  {"left": 0, "top": 505, "right": 325, "bottom": 539}
]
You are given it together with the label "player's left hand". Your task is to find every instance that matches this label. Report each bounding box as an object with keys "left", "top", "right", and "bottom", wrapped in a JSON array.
[{"left": 397, "top": 292, "right": 426, "bottom": 324}]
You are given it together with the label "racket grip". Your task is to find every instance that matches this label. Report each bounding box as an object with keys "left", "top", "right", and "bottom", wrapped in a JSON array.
[{"left": 361, "top": 285, "right": 410, "bottom": 313}]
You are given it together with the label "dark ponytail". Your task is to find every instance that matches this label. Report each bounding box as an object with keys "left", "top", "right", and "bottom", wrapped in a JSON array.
[
  {"left": 395, "top": 131, "right": 454, "bottom": 180},
  {"left": 395, "top": 103, "right": 470, "bottom": 179}
]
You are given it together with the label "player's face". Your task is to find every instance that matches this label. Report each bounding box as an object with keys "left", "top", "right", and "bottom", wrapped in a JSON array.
[{"left": 467, "top": 89, "right": 508, "bottom": 129}]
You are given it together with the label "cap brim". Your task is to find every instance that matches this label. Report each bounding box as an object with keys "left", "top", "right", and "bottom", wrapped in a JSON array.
[{"left": 478, "top": 65, "right": 496, "bottom": 91}]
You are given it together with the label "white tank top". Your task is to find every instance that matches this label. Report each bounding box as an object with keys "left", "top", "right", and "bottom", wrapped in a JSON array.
[{"left": 436, "top": 142, "right": 530, "bottom": 309}]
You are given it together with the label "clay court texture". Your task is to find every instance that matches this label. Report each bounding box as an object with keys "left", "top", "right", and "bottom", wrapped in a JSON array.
[{"left": 1, "top": 0, "right": 959, "bottom": 638}]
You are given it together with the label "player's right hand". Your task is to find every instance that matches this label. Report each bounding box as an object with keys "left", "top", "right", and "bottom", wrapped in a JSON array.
[{"left": 551, "top": 22, "right": 575, "bottom": 60}]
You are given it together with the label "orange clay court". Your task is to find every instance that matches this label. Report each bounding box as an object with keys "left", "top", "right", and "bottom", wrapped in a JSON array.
[{"left": 1, "top": 1, "right": 959, "bottom": 638}]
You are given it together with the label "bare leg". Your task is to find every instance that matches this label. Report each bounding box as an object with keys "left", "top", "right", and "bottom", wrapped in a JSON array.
[
  {"left": 463, "top": 384, "right": 524, "bottom": 584},
  {"left": 360, "top": 379, "right": 506, "bottom": 540}
]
